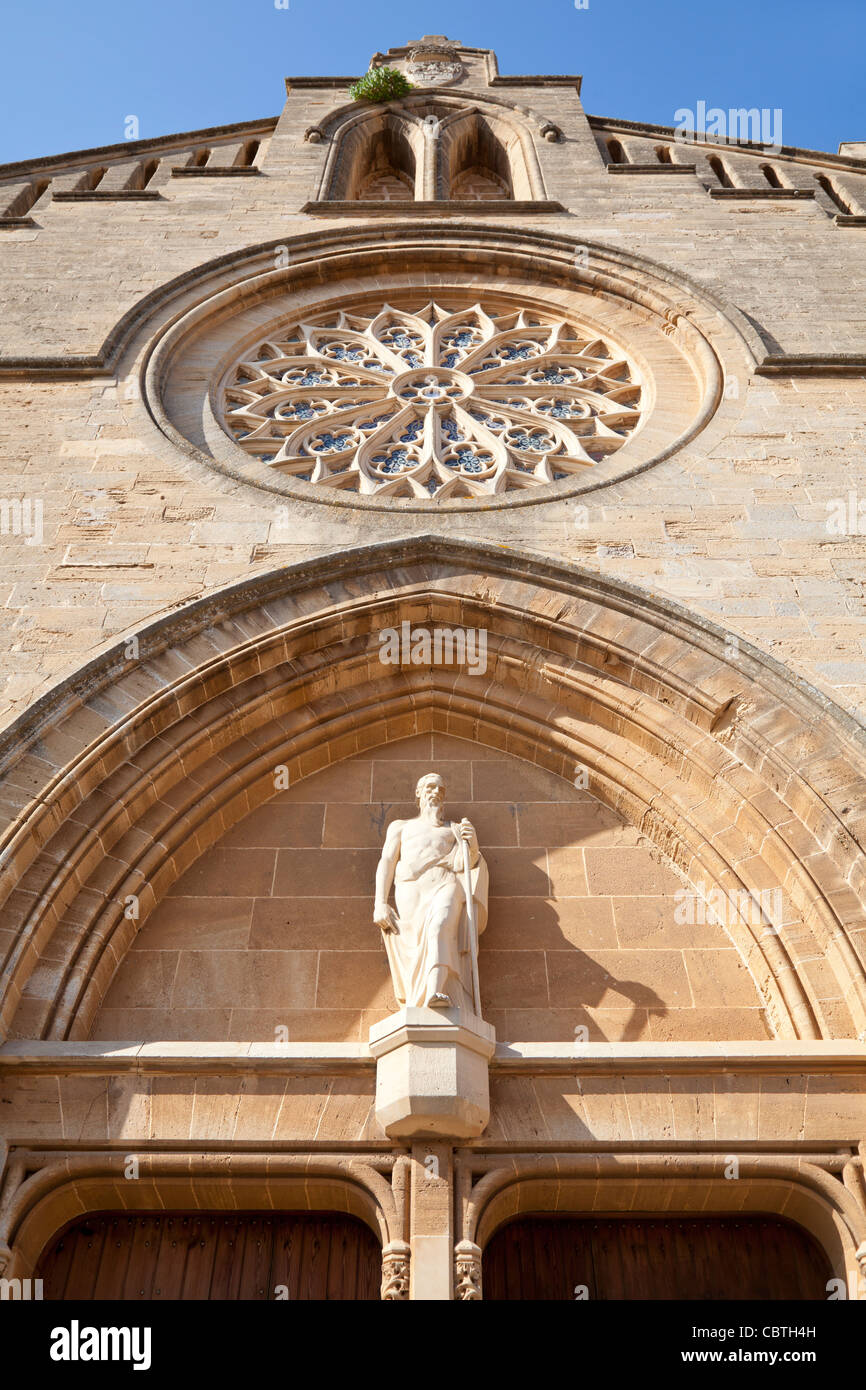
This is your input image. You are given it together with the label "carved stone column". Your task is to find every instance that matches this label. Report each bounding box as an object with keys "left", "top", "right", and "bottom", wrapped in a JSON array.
[
  {"left": 408, "top": 1142, "right": 454, "bottom": 1300},
  {"left": 380, "top": 1240, "right": 411, "bottom": 1300},
  {"left": 418, "top": 126, "right": 437, "bottom": 201},
  {"left": 454, "top": 1240, "right": 483, "bottom": 1300}
]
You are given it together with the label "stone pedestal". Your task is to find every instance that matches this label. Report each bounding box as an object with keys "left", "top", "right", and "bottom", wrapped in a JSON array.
[{"left": 368, "top": 1007, "right": 496, "bottom": 1139}]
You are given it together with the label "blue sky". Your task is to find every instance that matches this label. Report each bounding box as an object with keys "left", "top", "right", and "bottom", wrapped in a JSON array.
[{"left": 0, "top": 0, "right": 863, "bottom": 164}]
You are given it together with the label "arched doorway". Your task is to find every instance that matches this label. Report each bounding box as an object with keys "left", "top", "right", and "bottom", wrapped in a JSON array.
[
  {"left": 37, "top": 1211, "right": 381, "bottom": 1301},
  {"left": 483, "top": 1215, "right": 833, "bottom": 1301}
]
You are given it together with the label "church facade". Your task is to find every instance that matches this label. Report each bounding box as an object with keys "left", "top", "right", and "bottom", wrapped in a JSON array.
[{"left": 0, "top": 36, "right": 865, "bottom": 1301}]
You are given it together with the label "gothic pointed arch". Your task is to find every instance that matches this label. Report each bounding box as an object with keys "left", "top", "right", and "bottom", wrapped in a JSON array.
[
  {"left": 326, "top": 111, "right": 421, "bottom": 201},
  {"left": 436, "top": 107, "right": 517, "bottom": 199},
  {"left": 311, "top": 92, "right": 549, "bottom": 203},
  {"left": 0, "top": 537, "right": 865, "bottom": 1045}
]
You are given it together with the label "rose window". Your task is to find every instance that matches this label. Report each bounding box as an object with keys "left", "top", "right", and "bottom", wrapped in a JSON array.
[{"left": 220, "top": 302, "right": 642, "bottom": 498}]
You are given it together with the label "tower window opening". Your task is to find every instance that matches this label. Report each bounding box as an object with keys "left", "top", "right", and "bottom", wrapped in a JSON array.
[
  {"left": 816, "top": 174, "right": 853, "bottom": 215},
  {"left": 708, "top": 155, "right": 733, "bottom": 188},
  {"left": 138, "top": 159, "right": 159, "bottom": 188},
  {"left": 4, "top": 179, "right": 49, "bottom": 217}
]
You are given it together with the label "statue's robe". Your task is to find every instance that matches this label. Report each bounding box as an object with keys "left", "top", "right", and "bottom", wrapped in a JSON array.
[{"left": 384, "top": 822, "right": 488, "bottom": 1013}]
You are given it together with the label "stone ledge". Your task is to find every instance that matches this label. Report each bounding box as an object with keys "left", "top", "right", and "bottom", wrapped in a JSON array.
[
  {"left": 284, "top": 77, "right": 360, "bottom": 90},
  {"left": 52, "top": 190, "right": 162, "bottom": 201},
  {"left": 170, "top": 166, "right": 260, "bottom": 177},
  {"left": 835, "top": 213, "right": 866, "bottom": 226},
  {"left": 489, "top": 75, "right": 582, "bottom": 91},
  {"left": 300, "top": 199, "right": 566, "bottom": 214},
  {"left": 493, "top": 1040, "right": 866, "bottom": 1074},
  {"left": 755, "top": 352, "right": 866, "bottom": 375},
  {"left": 0, "top": 1040, "right": 374, "bottom": 1073},
  {"left": 708, "top": 188, "right": 815, "bottom": 199},
  {"left": 607, "top": 164, "right": 697, "bottom": 175},
  {"left": 1, "top": 1039, "right": 863, "bottom": 1076}
]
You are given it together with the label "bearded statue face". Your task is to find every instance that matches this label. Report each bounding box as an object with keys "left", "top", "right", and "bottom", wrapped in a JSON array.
[{"left": 416, "top": 774, "right": 446, "bottom": 810}]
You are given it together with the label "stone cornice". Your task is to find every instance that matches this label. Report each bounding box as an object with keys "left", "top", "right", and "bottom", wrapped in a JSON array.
[
  {"left": 299, "top": 199, "right": 565, "bottom": 214},
  {"left": 588, "top": 112, "right": 866, "bottom": 173},
  {"left": 284, "top": 77, "right": 359, "bottom": 91},
  {"left": 0, "top": 1041, "right": 374, "bottom": 1074},
  {"left": 755, "top": 353, "right": 866, "bottom": 376},
  {"left": 0, "top": 116, "right": 277, "bottom": 183},
  {"left": 1, "top": 1040, "right": 863, "bottom": 1077},
  {"left": 0, "top": 222, "right": 856, "bottom": 386},
  {"left": 488, "top": 75, "right": 582, "bottom": 91}
]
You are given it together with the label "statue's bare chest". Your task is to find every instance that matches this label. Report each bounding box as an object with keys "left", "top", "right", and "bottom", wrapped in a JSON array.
[{"left": 399, "top": 819, "right": 455, "bottom": 866}]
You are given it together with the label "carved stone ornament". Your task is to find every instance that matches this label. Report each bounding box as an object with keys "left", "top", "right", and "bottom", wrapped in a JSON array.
[
  {"left": 454, "top": 1240, "right": 483, "bottom": 1299},
  {"left": 220, "top": 299, "right": 641, "bottom": 499},
  {"left": 405, "top": 43, "right": 464, "bottom": 87},
  {"left": 381, "top": 1239, "right": 411, "bottom": 1299}
]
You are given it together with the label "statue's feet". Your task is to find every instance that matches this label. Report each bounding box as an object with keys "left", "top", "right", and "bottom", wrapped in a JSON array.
[{"left": 428, "top": 993, "right": 453, "bottom": 1009}]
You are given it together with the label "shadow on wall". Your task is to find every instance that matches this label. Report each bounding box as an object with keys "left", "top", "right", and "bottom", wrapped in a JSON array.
[
  {"left": 85, "top": 735, "right": 769, "bottom": 1046},
  {"left": 477, "top": 872, "right": 668, "bottom": 1042}
]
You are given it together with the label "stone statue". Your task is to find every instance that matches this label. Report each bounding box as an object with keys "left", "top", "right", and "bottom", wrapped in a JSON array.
[{"left": 373, "top": 773, "right": 488, "bottom": 1014}]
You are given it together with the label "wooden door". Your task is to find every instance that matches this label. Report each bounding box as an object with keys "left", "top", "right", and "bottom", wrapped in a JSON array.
[
  {"left": 38, "top": 1211, "right": 381, "bottom": 1301},
  {"left": 483, "top": 1215, "right": 832, "bottom": 1300}
]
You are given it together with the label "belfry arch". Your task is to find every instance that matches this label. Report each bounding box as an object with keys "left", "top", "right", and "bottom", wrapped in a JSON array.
[
  {"left": 1, "top": 536, "right": 865, "bottom": 1045},
  {"left": 323, "top": 111, "right": 423, "bottom": 201},
  {"left": 436, "top": 108, "right": 517, "bottom": 199},
  {"left": 311, "top": 93, "right": 548, "bottom": 202}
]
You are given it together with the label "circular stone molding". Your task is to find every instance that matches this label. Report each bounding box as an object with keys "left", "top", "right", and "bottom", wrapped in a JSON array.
[{"left": 144, "top": 233, "right": 729, "bottom": 512}]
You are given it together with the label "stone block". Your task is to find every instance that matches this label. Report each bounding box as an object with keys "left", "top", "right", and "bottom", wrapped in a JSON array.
[{"left": 368, "top": 1006, "right": 496, "bottom": 1138}]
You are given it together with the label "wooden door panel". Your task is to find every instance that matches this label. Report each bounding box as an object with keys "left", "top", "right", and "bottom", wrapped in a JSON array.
[
  {"left": 484, "top": 1216, "right": 832, "bottom": 1300},
  {"left": 38, "top": 1211, "right": 381, "bottom": 1301}
]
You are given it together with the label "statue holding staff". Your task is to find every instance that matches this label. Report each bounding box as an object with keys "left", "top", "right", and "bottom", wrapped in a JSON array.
[{"left": 373, "top": 773, "right": 488, "bottom": 1015}]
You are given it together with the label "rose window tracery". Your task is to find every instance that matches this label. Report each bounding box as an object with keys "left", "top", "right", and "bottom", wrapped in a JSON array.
[{"left": 219, "top": 301, "right": 642, "bottom": 498}]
